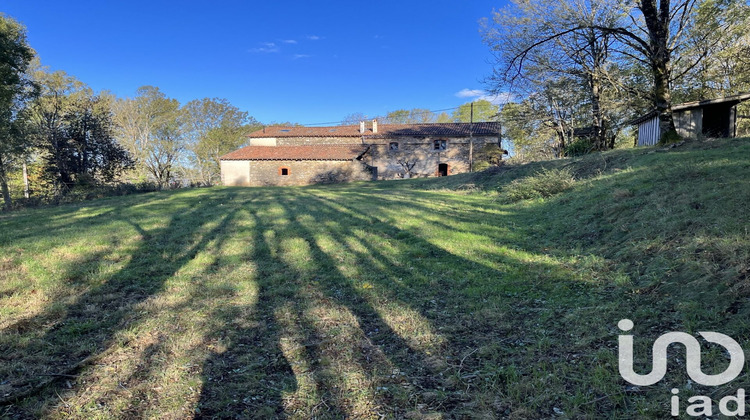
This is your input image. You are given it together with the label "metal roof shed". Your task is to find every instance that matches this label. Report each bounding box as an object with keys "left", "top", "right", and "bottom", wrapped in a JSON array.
[{"left": 633, "top": 93, "right": 750, "bottom": 146}]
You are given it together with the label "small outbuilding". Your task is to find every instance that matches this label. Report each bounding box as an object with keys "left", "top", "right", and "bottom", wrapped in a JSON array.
[{"left": 633, "top": 93, "right": 750, "bottom": 146}]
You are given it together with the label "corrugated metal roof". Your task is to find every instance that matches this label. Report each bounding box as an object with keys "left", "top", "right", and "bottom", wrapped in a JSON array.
[
  {"left": 672, "top": 92, "right": 750, "bottom": 111},
  {"left": 631, "top": 92, "right": 750, "bottom": 125}
]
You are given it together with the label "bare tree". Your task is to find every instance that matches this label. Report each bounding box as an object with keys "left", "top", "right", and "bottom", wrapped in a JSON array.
[
  {"left": 112, "top": 86, "right": 185, "bottom": 189},
  {"left": 395, "top": 157, "right": 418, "bottom": 178},
  {"left": 484, "top": 0, "right": 712, "bottom": 140},
  {"left": 484, "top": 0, "right": 620, "bottom": 150}
]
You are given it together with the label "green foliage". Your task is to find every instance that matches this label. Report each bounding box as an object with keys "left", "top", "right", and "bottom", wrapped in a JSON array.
[
  {"left": 473, "top": 160, "right": 491, "bottom": 171},
  {"left": 673, "top": 0, "right": 750, "bottom": 101},
  {"left": 659, "top": 129, "right": 682, "bottom": 145},
  {"left": 183, "top": 98, "right": 259, "bottom": 186},
  {"left": 30, "top": 70, "right": 133, "bottom": 195},
  {"left": 501, "top": 102, "right": 558, "bottom": 161},
  {"left": 564, "top": 137, "right": 593, "bottom": 157},
  {"left": 112, "top": 86, "right": 185, "bottom": 189},
  {"left": 452, "top": 99, "right": 499, "bottom": 122},
  {"left": 501, "top": 168, "right": 575, "bottom": 202},
  {"left": 475, "top": 143, "right": 506, "bottom": 170},
  {"left": 383, "top": 108, "right": 435, "bottom": 124},
  {"left": 0, "top": 14, "right": 36, "bottom": 210}
]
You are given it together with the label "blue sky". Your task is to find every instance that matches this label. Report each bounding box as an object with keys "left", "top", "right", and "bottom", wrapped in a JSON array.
[{"left": 4, "top": 1, "right": 506, "bottom": 125}]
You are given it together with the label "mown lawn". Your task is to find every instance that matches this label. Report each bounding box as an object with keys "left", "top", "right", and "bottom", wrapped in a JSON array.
[{"left": 1, "top": 138, "right": 749, "bottom": 419}]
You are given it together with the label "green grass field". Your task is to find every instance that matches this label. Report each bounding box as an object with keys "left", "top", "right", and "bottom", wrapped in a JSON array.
[{"left": 1, "top": 138, "right": 749, "bottom": 419}]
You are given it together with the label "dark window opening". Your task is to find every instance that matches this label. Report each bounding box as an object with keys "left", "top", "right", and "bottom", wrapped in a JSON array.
[
  {"left": 438, "top": 163, "right": 449, "bottom": 177},
  {"left": 434, "top": 140, "right": 447, "bottom": 150},
  {"left": 389, "top": 142, "right": 399, "bottom": 151},
  {"left": 279, "top": 167, "right": 290, "bottom": 176}
]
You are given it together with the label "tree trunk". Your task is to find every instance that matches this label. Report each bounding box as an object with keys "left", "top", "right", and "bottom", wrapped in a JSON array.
[
  {"left": 0, "top": 158, "right": 12, "bottom": 211},
  {"left": 590, "top": 73, "right": 607, "bottom": 150},
  {"left": 640, "top": 0, "right": 676, "bottom": 139},
  {"left": 586, "top": 28, "right": 608, "bottom": 151},
  {"left": 653, "top": 56, "right": 675, "bottom": 138}
]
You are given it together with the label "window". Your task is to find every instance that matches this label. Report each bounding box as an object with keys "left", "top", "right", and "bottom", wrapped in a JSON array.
[
  {"left": 433, "top": 139, "right": 447, "bottom": 150},
  {"left": 389, "top": 142, "right": 399, "bottom": 151},
  {"left": 279, "top": 167, "right": 290, "bottom": 176}
]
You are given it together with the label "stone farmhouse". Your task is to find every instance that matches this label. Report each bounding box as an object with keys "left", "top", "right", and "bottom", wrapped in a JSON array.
[{"left": 220, "top": 120, "right": 502, "bottom": 186}]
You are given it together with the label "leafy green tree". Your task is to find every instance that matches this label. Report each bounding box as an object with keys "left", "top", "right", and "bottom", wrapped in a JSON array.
[
  {"left": 29, "top": 68, "right": 86, "bottom": 194},
  {"left": 500, "top": 101, "right": 558, "bottom": 161},
  {"left": 63, "top": 94, "right": 133, "bottom": 183},
  {"left": 383, "top": 108, "right": 435, "bottom": 124},
  {"left": 112, "top": 86, "right": 185, "bottom": 189},
  {"left": 436, "top": 112, "right": 453, "bottom": 123},
  {"left": 30, "top": 69, "right": 132, "bottom": 193},
  {"left": 474, "top": 143, "right": 507, "bottom": 171},
  {"left": 452, "top": 100, "right": 499, "bottom": 122},
  {"left": 183, "top": 98, "right": 259, "bottom": 185},
  {"left": 0, "top": 14, "right": 36, "bottom": 210},
  {"left": 674, "top": 0, "right": 750, "bottom": 102}
]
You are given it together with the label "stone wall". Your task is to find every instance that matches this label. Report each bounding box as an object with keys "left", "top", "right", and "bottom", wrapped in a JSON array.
[
  {"left": 364, "top": 136, "right": 499, "bottom": 179},
  {"left": 221, "top": 134, "right": 501, "bottom": 186},
  {"left": 222, "top": 159, "right": 371, "bottom": 186}
]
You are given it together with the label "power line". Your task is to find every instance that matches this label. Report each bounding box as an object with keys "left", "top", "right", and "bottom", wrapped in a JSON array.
[{"left": 296, "top": 105, "right": 467, "bottom": 127}]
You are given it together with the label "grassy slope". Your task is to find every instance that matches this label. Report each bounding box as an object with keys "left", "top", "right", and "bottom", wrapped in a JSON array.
[{"left": 0, "top": 138, "right": 748, "bottom": 419}]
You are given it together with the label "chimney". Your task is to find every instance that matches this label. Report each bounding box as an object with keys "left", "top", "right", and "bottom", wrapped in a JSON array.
[
  {"left": 372, "top": 119, "right": 378, "bottom": 134},
  {"left": 359, "top": 121, "right": 365, "bottom": 134}
]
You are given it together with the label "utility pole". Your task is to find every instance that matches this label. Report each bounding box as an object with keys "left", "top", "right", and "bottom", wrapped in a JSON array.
[
  {"left": 498, "top": 120, "right": 503, "bottom": 162},
  {"left": 469, "top": 102, "right": 474, "bottom": 172}
]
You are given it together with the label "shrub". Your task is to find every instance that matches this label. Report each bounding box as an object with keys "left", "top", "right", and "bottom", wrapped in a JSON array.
[
  {"left": 473, "top": 160, "right": 491, "bottom": 172},
  {"left": 501, "top": 168, "right": 575, "bottom": 202},
  {"left": 564, "top": 138, "right": 594, "bottom": 157},
  {"left": 659, "top": 129, "right": 682, "bottom": 145}
]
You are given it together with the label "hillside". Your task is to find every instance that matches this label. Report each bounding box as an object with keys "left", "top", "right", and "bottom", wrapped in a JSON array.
[{"left": 1, "top": 137, "right": 749, "bottom": 419}]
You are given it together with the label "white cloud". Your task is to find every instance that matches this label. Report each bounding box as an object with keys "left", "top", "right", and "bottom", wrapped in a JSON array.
[
  {"left": 281, "top": 39, "right": 298, "bottom": 44},
  {"left": 455, "top": 88, "right": 515, "bottom": 105},
  {"left": 456, "top": 88, "right": 485, "bottom": 98},
  {"left": 306, "top": 35, "right": 322, "bottom": 40},
  {"left": 292, "top": 54, "right": 311, "bottom": 59},
  {"left": 249, "top": 42, "right": 280, "bottom": 53}
]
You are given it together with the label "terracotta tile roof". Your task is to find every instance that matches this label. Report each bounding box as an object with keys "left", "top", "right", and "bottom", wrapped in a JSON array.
[
  {"left": 220, "top": 145, "right": 369, "bottom": 161},
  {"left": 248, "top": 122, "right": 500, "bottom": 138}
]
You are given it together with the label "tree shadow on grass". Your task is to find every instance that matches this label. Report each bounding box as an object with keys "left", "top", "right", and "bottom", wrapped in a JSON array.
[
  {"left": 196, "top": 203, "right": 300, "bottom": 418},
  {"left": 198, "top": 193, "right": 444, "bottom": 418},
  {"left": 3, "top": 160, "right": 721, "bottom": 418},
  {"left": 196, "top": 188, "right": 604, "bottom": 418},
  {"left": 0, "top": 190, "right": 252, "bottom": 417}
]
